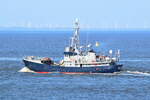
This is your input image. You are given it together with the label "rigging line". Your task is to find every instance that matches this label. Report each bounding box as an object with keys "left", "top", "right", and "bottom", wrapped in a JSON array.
[{"left": 85, "top": 31, "right": 89, "bottom": 53}]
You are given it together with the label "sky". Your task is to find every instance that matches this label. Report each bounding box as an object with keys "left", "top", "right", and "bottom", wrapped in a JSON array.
[{"left": 0, "top": 0, "right": 150, "bottom": 29}]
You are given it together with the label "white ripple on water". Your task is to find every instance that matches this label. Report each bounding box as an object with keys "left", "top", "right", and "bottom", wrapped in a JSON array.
[
  {"left": 0, "top": 57, "right": 62, "bottom": 61},
  {"left": 18, "top": 67, "right": 35, "bottom": 73},
  {"left": 120, "top": 59, "right": 150, "bottom": 62},
  {"left": 0, "top": 57, "right": 21, "bottom": 61},
  {"left": 125, "top": 71, "right": 150, "bottom": 76}
]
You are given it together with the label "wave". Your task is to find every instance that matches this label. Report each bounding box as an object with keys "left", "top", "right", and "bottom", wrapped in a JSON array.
[
  {"left": 18, "top": 67, "right": 35, "bottom": 73},
  {"left": 0, "top": 57, "right": 21, "bottom": 61},
  {"left": 0, "top": 57, "right": 62, "bottom": 62},
  {"left": 120, "top": 59, "right": 150, "bottom": 62},
  {"left": 125, "top": 71, "right": 150, "bottom": 76}
]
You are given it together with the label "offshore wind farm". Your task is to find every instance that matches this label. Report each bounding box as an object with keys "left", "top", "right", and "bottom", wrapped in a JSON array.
[{"left": 1, "top": 21, "right": 150, "bottom": 30}]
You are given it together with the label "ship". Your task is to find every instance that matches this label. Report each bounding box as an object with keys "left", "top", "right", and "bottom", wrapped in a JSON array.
[{"left": 22, "top": 19, "right": 123, "bottom": 74}]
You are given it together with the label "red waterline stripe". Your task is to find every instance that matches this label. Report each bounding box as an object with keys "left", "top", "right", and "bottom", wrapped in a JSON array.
[
  {"left": 36, "top": 72, "right": 51, "bottom": 74},
  {"left": 60, "top": 72, "right": 90, "bottom": 74},
  {"left": 36, "top": 72, "right": 90, "bottom": 74}
]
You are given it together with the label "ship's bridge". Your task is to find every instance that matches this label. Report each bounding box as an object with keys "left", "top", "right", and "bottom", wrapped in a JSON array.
[{"left": 64, "top": 52, "right": 77, "bottom": 56}]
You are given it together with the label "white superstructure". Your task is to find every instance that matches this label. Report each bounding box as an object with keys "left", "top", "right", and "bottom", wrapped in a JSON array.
[{"left": 61, "top": 19, "right": 120, "bottom": 67}]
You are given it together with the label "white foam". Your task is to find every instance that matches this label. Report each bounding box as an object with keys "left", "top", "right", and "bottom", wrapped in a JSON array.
[
  {"left": 19, "top": 67, "right": 35, "bottom": 73},
  {"left": 91, "top": 72, "right": 121, "bottom": 76},
  {"left": 126, "top": 71, "right": 150, "bottom": 76}
]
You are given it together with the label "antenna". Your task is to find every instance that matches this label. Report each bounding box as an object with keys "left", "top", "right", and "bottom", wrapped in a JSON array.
[{"left": 70, "top": 18, "right": 80, "bottom": 51}]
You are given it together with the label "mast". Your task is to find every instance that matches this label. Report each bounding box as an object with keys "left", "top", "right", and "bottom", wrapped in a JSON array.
[{"left": 70, "top": 19, "right": 80, "bottom": 53}]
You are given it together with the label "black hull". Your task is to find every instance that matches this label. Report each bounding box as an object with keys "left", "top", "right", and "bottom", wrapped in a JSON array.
[{"left": 23, "top": 60, "right": 123, "bottom": 73}]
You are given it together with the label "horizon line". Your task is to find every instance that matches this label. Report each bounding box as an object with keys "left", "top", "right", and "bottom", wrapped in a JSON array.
[{"left": 0, "top": 26, "right": 150, "bottom": 31}]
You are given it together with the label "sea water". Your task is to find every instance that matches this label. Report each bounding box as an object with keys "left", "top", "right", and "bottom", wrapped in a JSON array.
[{"left": 0, "top": 30, "right": 150, "bottom": 100}]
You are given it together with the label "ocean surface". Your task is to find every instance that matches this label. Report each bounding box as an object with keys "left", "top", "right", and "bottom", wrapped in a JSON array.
[{"left": 0, "top": 30, "right": 150, "bottom": 100}]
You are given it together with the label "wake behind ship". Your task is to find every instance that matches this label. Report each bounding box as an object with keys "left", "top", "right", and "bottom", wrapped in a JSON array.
[{"left": 22, "top": 19, "right": 123, "bottom": 74}]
